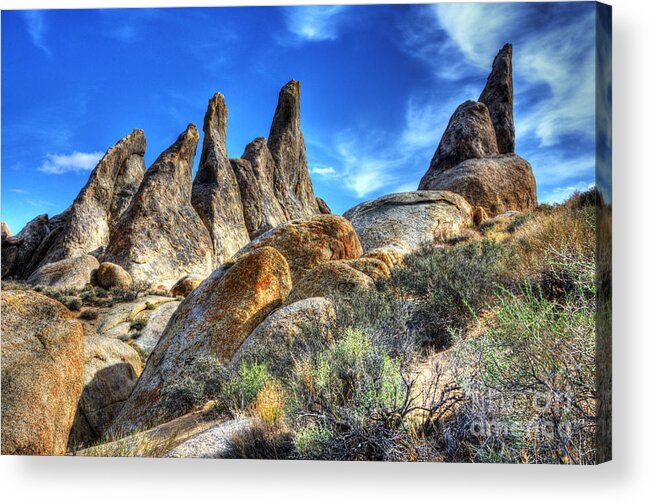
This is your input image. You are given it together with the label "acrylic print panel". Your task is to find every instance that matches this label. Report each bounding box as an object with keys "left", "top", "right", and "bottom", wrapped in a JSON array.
[{"left": 0, "top": 2, "right": 611, "bottom": 463}]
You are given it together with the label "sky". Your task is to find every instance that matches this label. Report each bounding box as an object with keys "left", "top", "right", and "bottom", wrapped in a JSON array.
[{"left": 1, "top": 2, "right": 607, "bottom": 233}]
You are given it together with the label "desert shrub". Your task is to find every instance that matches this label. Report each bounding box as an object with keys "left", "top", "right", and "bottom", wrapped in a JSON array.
[
  {"left": 160, "top": 355, "right": 226, "bottom": 418},
  {"left": 390, "top": 240, "right": 512, "bottom": 348},
  {"left": 129, "top": 318, "right": 148, "bottom": 331},
  {"left": 222, "top": 362, "right": 273, "bottom": 413},
  {"left": 222, "top": 419, "right": 295, "bottom": 460},
  {"left": 512, "top": 204, "right": 595, "bottom": 283},
  {"left": 60, "top": 295, "right": 82, "bottom": 311},
  {"left": 288, "top": 328, "right": 432, "bottom": 461},
  {"left": 331, "top": 284, "right": 415, "bottom": 358},
  {"left": 506, "top": 212, "right": 534, "bottom": 233},
  {"left": 78, "top": 308, "right": 99, "bottom": 320},
  {"left": 80, "top": 428, "right": 178, "bottom": 458},
  {"left": 446, "top": 285, "right": 596, "bottom": 464}
]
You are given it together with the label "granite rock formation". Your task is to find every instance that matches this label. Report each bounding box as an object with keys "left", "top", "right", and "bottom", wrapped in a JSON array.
[
  {"left": 1, "top": 214, "right": 49, "bottom": 279},
  {"left": 343, "top": 191, "right": 473, "bottom": 253},
  {"left": 103, "top": 125, "right": 214, "bottom": 288},
  {"left": 191, "top": 93, "right": 250, "bottom": 265},
  {"left": 267, "top": 80, "right": 321, "bottom": 219},
  {"left": 1, "top": 290, "right": 84, "bottom": 455},
  {"left": 419, "top": 45, "right": 537, "bottom": 216},
  {"left": 479, "top": 43, "right": 515, "bottom": 154},
  {"left": 35, "top": 129, "right": 147, "bottom": 268}
]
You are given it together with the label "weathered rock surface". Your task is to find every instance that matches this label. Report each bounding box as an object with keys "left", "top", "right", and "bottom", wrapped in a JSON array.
[
  {"left": 1, "top": 290, "right": 84, "bottom": 455},
  {"left": 35, "top": 129, "right": 146, "bottom": 268},
  {"left": 286, "top": 260, "right": 375, "bottom": 305},
  {"left": 479, "top": 43, "right": 515, "bottom": 154},
  {"left": 231, "top": 297, "right": 336, "bottom": 371},
  {"left": 418, "top": 45, "right": 537, "bottom": 216},
  {"left": 343, "top": 191, "right": 473, "bottom": 253},
  {"left": 2, "top": 214, "right": 50, "bottom": 279},
  {"left": 421, "top": 155, "right": 537, "bottom": 216},
  {"left": 419, "top": 101, "right": 499, "bottom": 189},
  {"left": 133, "top": 300, "right": 181, "bottom": 357},
  {"left": 1, "top": 221, "right": 12, "bottom": 239},
  {"left": 316, "top": 197, "right": 332, "bottom": 214},
  {"left": 230, "top": 214, "right": 363, "bottom": 285},
  {"left": 192, "top": 94, "right": 250, "bottom": 266},
  {"left": 27, "top": 254, "right": 99, "bottom": 290},
  {"left": 110, "top": 246, "right": 292, "bottom": 432},
  {"left": 165, "top": 418, "right": 253, "bottom": 459},
  {"left": 95, "top": 296, "right": 176, "bottom": 336},
  {"left": 96, "top": 262, "right": 133, "bottom": 290},
  {"left": 347, "top": 257, "right": 390, "bottom": 282},
  {"left": 267, "top": 80, "right": 320, "bottom": 219},
  {"left": 233, "top": 138, "right": 288, "bottom": 238},
  {"left": 363, "top": 242, "right": 409, "bottom": 269},
  {"left": 68, "top": 337, "right": 142, "bottom": 449},
  {"left": 103, "top": 125, "right": 214, "bottom": 288},
  {"left": 170, "top": 274, "right": 204, "bottom": 297}
]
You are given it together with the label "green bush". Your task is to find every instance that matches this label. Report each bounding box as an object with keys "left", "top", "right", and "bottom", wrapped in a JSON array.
[
  {"left": 222, "top": 362, "right": 273, "bottom": 413},
  {"left": 448, "top": 284, "right": 596, "bottom": 464},
  {"left": 289, "top": 328, "right": 425, "bottom": 461},
  {"left": 390, "top": 240, "right": 512, "bottom": 348}
]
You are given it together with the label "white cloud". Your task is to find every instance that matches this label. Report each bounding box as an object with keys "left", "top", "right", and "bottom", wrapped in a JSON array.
[
  {"left": 284, "top": 6, "right": 350, "bottom": 43},
  {"left": 22, "top": 11, "right": 50, "bottom": 55},
  {"left": 39, "top": 151, "right": 103, "bottom": 175},
  {"left": 310, "top": 166, "right": 337, "bottom": 177},
  {"left": 9, "top": 189, "right": 28, "bottom": 194}
]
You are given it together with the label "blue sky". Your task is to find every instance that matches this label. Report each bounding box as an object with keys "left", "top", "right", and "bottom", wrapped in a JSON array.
[{"left": 1, "top": 2, "right": 603, "bottom": 233}]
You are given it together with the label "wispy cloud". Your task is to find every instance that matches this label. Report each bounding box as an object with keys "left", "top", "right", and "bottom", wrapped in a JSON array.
[
  {"left": 22, "top": 11, "right": 50, "bottom": 55},
  {"left": 283, "top": 6, "right": 351, "bottom": 43},
  {"left": 39, "top": 151, "right": 103, "bottom": 175},
  {"left": 9, "top": 189, "right": 28, "bottom": 194},
  {"left": 310, "top": 166, "right": 337, "bottom": 177},
  {"left": 25, "top": 198, "right": 55, "bottom": 208}
]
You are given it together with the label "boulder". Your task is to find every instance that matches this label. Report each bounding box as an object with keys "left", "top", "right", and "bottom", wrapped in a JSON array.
[
  {"left": 1, "top": 290, "right": 84, "bottom": 455},
  {"left": 96, "top": 261, "right": 133, "bottom": 290},
  {"left": 363, "top": 243, "right": 409, "bottom": 269},
  {"left": 479, "top": 43, "right": 515, "bottom": 154},
  {"left": 103, "top": 125, "right": 215, "bottom": 288},
  {"left": 316, "top": 197, "right": 332, "bottom": 214},
  {"left": 233, "top": 138, "right": 288, "bottom": 238},
  {"left": 95, "top": 296, "right": 176, "bottom": 336},
  {"left": 420, "top": 154, "right": 537, "bottom": 216},
  {"left": 132, "top": 300, "right": 181, "bottom": 357},
  {"left": 473, "top": 206, "right": 489, "bottom": 226},
  {"left": 109, "top": 246, "right": 292, "bottom": 432},
  {"left": 68, "top": 337, "right": 142, "bottom": 449},
  {"left": 191, "top": 93, "right": 250, "bottom": 266},
  {"left": 34, "top": 129, "right": 146, "bottom": 268},
  {"left": 1, "top": 221, "right": 12, "bottom": 239},
  {"left": 267, "top": 80, "right": 320, "bottom": 219},
  {"left": 1, "top": 214, "right": 50, "bottom": 279},
  {"left": 229, "top": 214, "right": 363, "bottom": 285},
  {"left": 170, "top": 274, "right": 204, "bottom": 297},
  {"left": 285, "top": 260, "right": 374, "bottom": 305},
  {"left": 418, "top": 100, "right": 499, "bottom": 189},
  {"left": 231, "top": 297, "right": 336, "bottom": 373},
  {"left": 27, "top": 254, "right": 99, "bottom": 290},
  {"left": 347, "top": 257, "right": 390, "bottom": 282},
  {"left": 343, "top": 191, "right": 473, "bottom": 253}
]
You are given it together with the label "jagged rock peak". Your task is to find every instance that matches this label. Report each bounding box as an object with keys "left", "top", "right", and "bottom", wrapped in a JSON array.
[
  {"left": 418, "top": 100, "right": 499, "bottom": 189},
  {"left": 192, "top": 94, "right": 250, "bottom": 265},
  {"left": 196, "top": 93, "right": 228, "bottom": 184},
  {"left": 26, "top": 129, "right": 147, "bottom": 273},
  {"left": 267, "top": 80, "right": 320, "bottom": 218},
  {"left": 103, "top": 124, "right": 214, "bottom": 288},
  {"left": 479, "top": 43, "right": 515, "bottom": 154}
]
